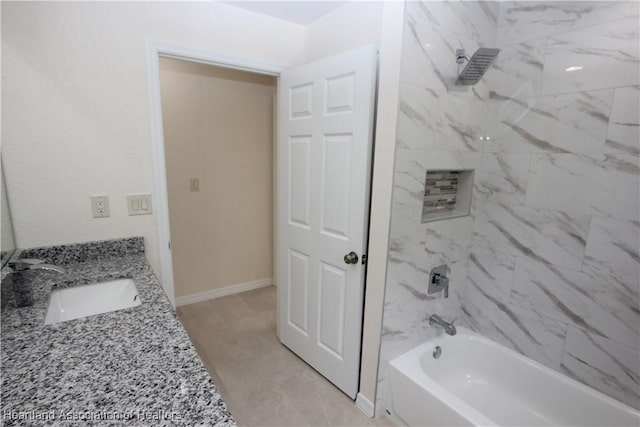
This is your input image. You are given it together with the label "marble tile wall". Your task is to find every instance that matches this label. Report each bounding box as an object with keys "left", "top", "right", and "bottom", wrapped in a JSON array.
[
  {"left": 378, "top": 0, "right": 640, "bottom": 413},
  {"left": 466, "top": 1, "right": 640, "bottom": 409},
  {"left": 376, "top": 0, "right": 497, "bottom": 413}
]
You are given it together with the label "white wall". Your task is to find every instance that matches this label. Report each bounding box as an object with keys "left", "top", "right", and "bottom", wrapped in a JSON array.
[
  {"left": 1, "top": 1, "right": 304, "bottom": 275},
  {"left": 305, "top": 1, "right": 384, "bottom": 63}
]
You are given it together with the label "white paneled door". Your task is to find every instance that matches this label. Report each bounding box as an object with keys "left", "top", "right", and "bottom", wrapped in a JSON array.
[{"left": 277, "top": 45, "right": 377, "bottom": 399}]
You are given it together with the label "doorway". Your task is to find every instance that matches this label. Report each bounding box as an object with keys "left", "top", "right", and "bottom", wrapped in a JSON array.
[
  {"left": 158, "top": 58, "right": 276, "bottom": 304},
  {"left": 145, "top": 42, "right": 286, "bottom": 307},
  {"left": 146, "top": 42, "right": 377, "bottom": 403}
]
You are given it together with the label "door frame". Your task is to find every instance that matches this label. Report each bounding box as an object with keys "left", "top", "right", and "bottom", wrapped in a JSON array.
[{"left": 145, "top": 40, "right": 289, "bottom": 306}]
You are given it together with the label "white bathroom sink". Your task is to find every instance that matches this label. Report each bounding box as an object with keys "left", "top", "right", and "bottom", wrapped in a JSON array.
[{"left": 44, "top": 278, "right": 141, "bottom": 325}]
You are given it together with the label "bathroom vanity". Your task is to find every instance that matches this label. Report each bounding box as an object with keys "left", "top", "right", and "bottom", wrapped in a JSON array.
[{"left": 0, "top": 238, "right": 234, "bottom": 426}]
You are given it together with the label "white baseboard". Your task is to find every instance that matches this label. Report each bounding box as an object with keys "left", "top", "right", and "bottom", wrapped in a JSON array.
[
  {"left": 355, "top": 393, "right": 375, "bottom": 418},
  {"left": 175, "top": 277, "right": 273, "bottom": 306}
]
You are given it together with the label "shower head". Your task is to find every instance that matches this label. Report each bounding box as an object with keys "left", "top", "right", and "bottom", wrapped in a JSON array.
[{"left": 455, "top": 48, "right": 500, "bottom": 86}]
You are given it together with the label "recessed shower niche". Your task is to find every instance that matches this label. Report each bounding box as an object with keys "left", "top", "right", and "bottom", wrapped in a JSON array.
[{"left": 421, "top": 169, "right": 474, "bottom": 223}]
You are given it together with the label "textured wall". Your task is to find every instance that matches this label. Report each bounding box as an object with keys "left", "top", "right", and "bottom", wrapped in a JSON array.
[
  {"left": 305, "top": 1, "right": 383, "bottom": 63},
  {"left": 1, "top": 1, "right": 304, "bottom": 276},
  {"left": 379, "top": 0, "right": 639, "bottom": 413},
  {"left": 160, "top": 58, "right": 275, "bottom": 298},
  {"left": 464, "top": 1, "right": 640, "bottom": 409}
]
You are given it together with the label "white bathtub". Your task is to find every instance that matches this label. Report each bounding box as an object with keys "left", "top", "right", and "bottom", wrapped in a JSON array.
[{"left": 387, "top": 327, "right": 640, "bottom": 426}]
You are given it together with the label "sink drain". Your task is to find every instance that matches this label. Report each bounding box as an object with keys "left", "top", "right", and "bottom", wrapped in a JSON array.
[{"left": 433, "top": 345, "right": 442, "bottom": 359}]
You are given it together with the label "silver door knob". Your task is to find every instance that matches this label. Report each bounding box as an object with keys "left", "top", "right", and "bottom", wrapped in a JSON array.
[{"left": 344, "top": 251, "right": 359, "bottom": 265}]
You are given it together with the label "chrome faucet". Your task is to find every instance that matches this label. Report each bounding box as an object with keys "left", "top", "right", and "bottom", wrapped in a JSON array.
[
  {"left": 429, "top": 314, "right": 457, "bottom": 336},
  {"left": 9, "top": 259, "right": 66, "bottom": 274},
  {"left": 428, "top": 264, "right": 450, "bottom": 298},
  {"left": 6, "top": 258, "right": 66, "bottom": 307}
]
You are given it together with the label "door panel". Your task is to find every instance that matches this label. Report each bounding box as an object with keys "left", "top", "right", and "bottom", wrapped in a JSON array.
[
  {"left": 277, "top": 45, "right": 377, "bottom": 399},
  {"left": 290, "top": 83, "right": 313, "bottom": 119},
  {"left": 321, "top": 133, "right": 352, "bottom": 239},
  {"left": 288, "top": 249, "right": 310, "bottom": 334},
  {"left": 325, "top": 73, "right": 356, "bottom": 114},
  {"left": 318, "top": 262, "right": 347, "bottom": 358},
  {"left": 289, "top": 136, "right": 311, "bottom": 228}
]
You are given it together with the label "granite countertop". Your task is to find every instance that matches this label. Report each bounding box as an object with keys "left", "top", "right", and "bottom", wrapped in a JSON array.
[{"left": 1, "top": 238, "right": 235, "bottom": 426}]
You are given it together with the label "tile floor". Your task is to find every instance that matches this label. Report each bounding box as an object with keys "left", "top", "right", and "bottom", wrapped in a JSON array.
[{"left": 177, "top": 286, "right": 392, "bottom": 426}]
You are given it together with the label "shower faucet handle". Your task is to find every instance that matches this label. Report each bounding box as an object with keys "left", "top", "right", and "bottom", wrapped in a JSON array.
[
  {"left": 428, "top": 264, "right": 451, "bottom": 298},
  {"left": 435, "top": 274, "right": 450, "bottom": 298}
]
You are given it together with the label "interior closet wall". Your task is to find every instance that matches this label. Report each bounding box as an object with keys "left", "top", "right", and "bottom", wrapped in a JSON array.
[{"left": 159, "top": 58, "right": 276, "bottom": 299}]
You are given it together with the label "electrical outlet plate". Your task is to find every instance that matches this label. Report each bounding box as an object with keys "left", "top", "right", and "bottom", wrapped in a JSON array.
[
  {"left": 127, "top": 194, "right": 152, "bottom": 216},
  {"left": 91, "top": 195, "right": 110, "bottom": 218}
]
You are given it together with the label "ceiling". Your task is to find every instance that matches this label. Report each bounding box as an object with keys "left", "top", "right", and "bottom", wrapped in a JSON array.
[{"left": 223, "top": 1, "right": 348, "bottom": 25}]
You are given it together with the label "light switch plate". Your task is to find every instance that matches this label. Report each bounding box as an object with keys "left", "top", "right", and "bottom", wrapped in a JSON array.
[
  {"left": 91, "top": 195, "right": 110, "bottom": 218},
  {"left": 127, "top": 194, "right": 152, "bottom": 216},
  {"left": 190, "top": 178, "right": 200, "bottom": 192}
]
